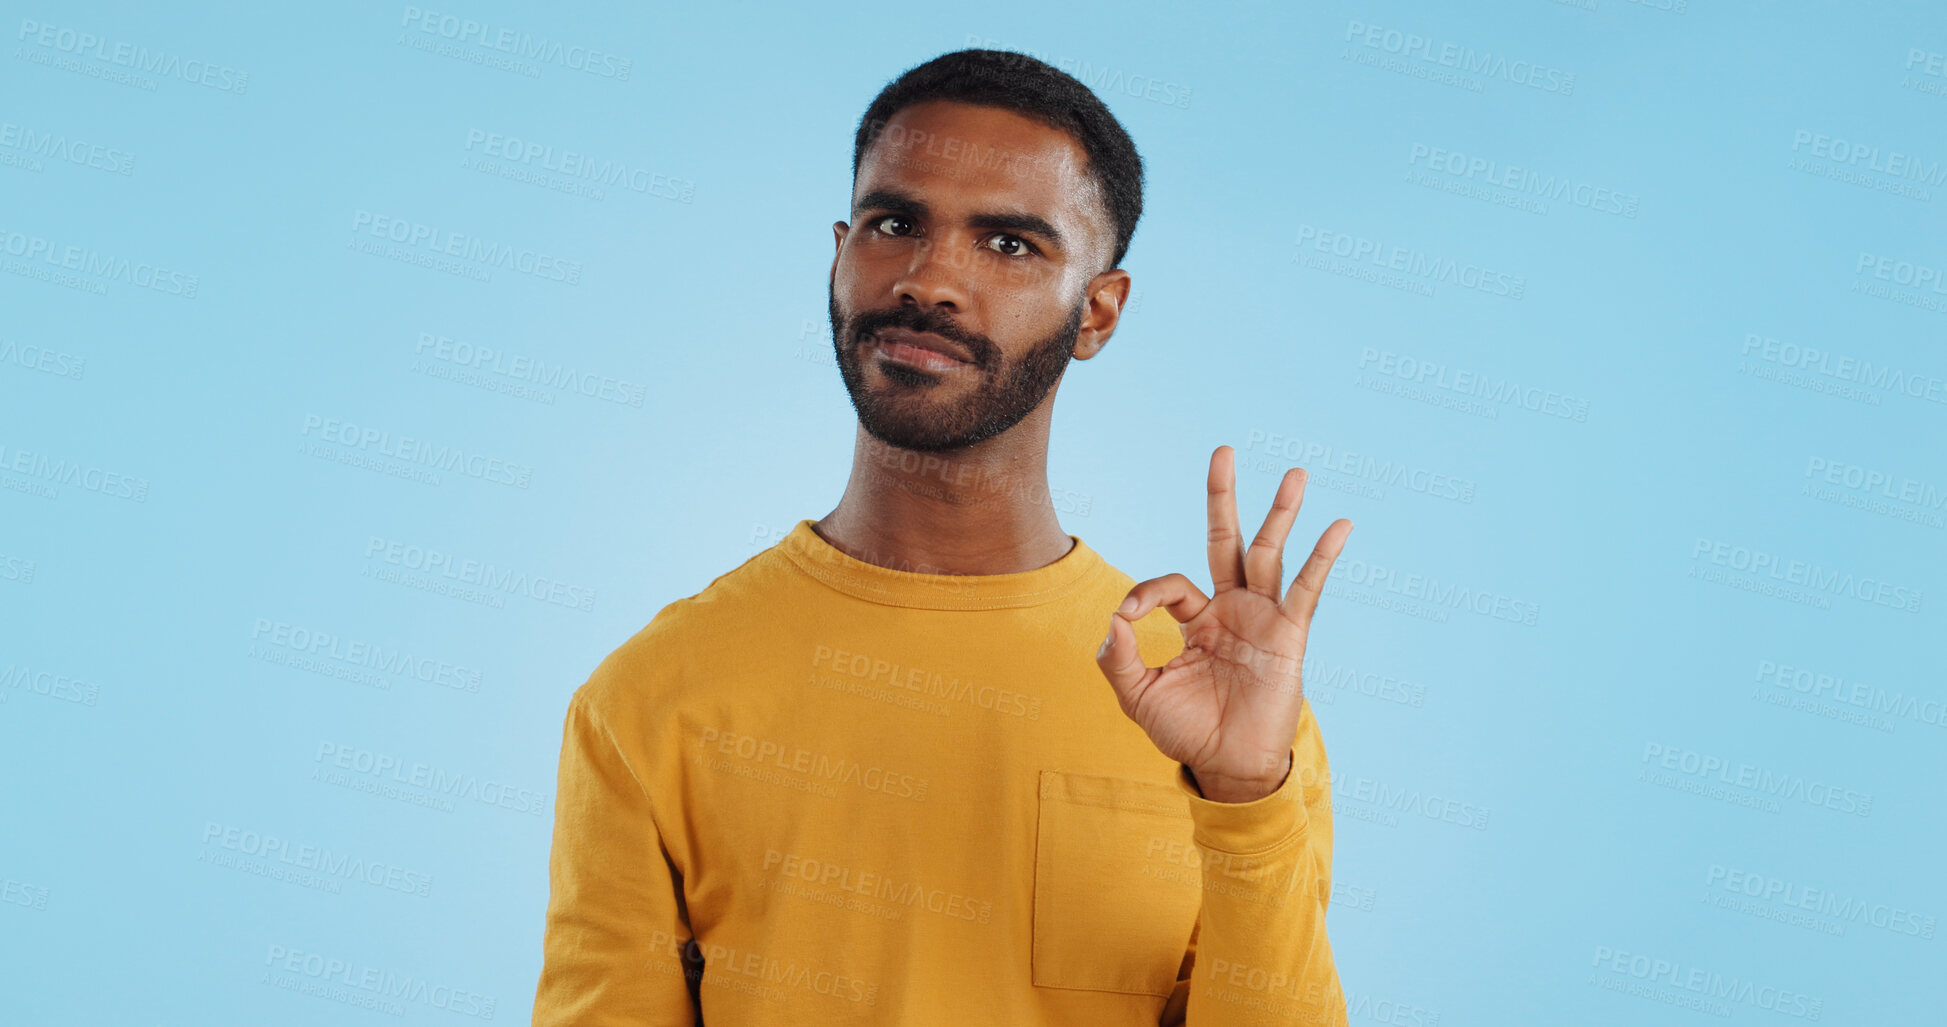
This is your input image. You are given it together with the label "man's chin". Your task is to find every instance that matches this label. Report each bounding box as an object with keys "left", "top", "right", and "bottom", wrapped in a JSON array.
[{"left": 854, "top": 407, "right": 978, "bottom": 452}]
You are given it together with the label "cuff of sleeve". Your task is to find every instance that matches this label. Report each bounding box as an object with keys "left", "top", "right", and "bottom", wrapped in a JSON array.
[{"left": 1175, "top": 749, "right": 1311, "bottom": 854}]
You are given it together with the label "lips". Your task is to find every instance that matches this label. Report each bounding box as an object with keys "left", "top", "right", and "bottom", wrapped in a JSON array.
[{"left": 870, "top": 327, "right": 974, "bottom": 365}]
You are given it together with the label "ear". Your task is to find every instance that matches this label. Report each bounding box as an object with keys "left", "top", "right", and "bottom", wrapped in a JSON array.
[
  {"left": 831, "top": 221, "right": 850, "bottom": 279},
  {"left": 1071, "top": 269, "right": 1131, "bottom": 361}
]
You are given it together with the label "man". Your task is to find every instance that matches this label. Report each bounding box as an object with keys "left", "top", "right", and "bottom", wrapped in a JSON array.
[{"left": 533, "top": 48, "right": 1354, "bottom": 1025}]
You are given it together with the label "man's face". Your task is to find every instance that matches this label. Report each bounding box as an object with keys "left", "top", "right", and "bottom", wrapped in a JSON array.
[{"left": 829, "top": 100, "right": 1120, "bottom": 452}]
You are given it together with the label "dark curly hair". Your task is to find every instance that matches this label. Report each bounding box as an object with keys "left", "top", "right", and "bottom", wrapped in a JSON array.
[{"left": 851, "top": 48, "right": 1145, "bottom": 272}]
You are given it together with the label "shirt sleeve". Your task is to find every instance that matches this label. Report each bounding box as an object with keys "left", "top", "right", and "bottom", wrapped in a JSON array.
[
  {"left": 1159, "top": 703, "right": 1347, "bottom": 1026},
  {"left": 532, "top": 690, "right": 703, "bottom": 1025}
]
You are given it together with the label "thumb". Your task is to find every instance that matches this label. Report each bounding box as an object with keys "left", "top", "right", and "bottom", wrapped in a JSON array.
[{"left": 1095, "top": 609, "right": 1154, "bottom": 710}]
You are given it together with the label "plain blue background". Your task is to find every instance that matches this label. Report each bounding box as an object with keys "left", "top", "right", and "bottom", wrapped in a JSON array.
[{"left": 4, "top": 1, "right": 1943, "bottom": 1023}]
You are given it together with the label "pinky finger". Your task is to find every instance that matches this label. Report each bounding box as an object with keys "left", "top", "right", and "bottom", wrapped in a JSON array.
[{"left": 1281, "top": 519, "right": 1354, "bottom": 624}]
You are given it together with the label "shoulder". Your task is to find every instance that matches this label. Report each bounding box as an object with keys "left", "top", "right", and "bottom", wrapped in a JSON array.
[{"left": 571, "top": 542, "right": 793, "bottom": 721}]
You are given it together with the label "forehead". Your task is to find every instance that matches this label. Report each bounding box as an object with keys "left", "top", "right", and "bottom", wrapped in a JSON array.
[{"left": 855, "top": 100, "right": 1104, "bottom": 249}]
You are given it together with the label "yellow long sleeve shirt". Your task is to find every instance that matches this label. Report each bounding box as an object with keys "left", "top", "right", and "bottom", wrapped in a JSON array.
[{"left": 533, "top": 519, "right": 1346, "bottom": 1025}]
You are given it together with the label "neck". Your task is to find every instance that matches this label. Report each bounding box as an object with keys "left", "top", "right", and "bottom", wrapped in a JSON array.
[{"left": 814, "top": 418, "right": 1073, "bottom": 576}]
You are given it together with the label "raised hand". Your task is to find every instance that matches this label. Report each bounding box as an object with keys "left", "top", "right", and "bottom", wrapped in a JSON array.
[{"left": 1095, "top": 445, "right": 1353, "bottom": 803}]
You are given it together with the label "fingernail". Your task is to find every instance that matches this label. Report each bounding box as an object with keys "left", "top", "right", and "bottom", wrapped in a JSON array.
[
  {"left": 1099, "top": 624, "right": 1114, "bottom": 656},
  {"left": 1116, "top": 596, "right": 1137, "bottom": 615}
]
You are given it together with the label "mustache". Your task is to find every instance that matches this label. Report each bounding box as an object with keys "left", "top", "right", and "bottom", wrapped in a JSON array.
[{"left": 849, "top": 307, "right": 991, "bottom": 365}]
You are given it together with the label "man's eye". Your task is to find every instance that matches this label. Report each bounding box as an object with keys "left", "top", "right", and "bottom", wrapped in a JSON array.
[
  {"left": 874, "top": 215, "right": 914, "bottom": 236},
  {"left": 986, "top": 234, "right": 1031, "bottom": 257}
]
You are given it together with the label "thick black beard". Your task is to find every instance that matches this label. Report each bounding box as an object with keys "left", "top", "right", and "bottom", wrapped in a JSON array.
[{"left": 829, "top": 286, "right": 1083, "bottom": 453}]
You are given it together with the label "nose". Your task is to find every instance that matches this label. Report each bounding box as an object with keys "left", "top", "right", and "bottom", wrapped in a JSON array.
[{"left": 891, "top": 236, "right": 971, "bottom": 312}]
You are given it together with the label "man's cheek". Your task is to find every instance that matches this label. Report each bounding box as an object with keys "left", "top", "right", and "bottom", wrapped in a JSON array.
[{"left": 999, "top": 260, "right": 1056, "bottom": 291}]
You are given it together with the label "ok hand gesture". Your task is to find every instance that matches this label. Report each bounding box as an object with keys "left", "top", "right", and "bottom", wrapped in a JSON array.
[{"left": 1095, "top": 445, "right": 1353, "bottom": 803}]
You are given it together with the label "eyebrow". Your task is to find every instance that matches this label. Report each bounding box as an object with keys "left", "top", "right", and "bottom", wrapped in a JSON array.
[{"left": 853, "top": 189, "right": 1065, "bottom": 249}]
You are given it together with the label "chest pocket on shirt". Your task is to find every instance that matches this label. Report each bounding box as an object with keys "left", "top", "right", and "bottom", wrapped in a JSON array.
[{"left": 1031, "top": 769, "right": 1203, "bottom": 996}]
